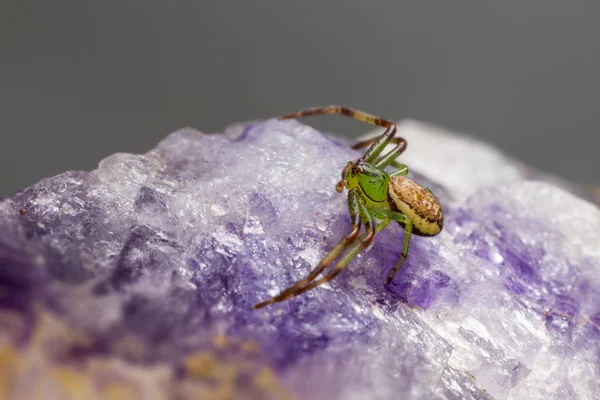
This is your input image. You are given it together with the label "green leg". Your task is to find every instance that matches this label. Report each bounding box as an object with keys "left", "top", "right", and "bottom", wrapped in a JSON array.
[
  {"left": 351, "top": 135, "right": 387, "bottom": 152},
  {"left": 285, "top": 215, "right": 391, "bottom": 300},
  {"left": 253, "top": 190, "right": 369, "bottom": 309},
  {"left": 361, "top": 126, "right": 397, "bottom": 163},
  {"left": 353, "top": 136, "right": 407, "bottom": 167},
  {"left": 389, "top": 162, "right": 409, "bottom": 176},
  {"left": 368, "top": 208, "right": 413, "bottom": 285},
  {"left": 353, "top": 136, "right": 409, "bottom": 177},
  {"left": 373, "top": 138, "right": 407, "bottom": 169}
]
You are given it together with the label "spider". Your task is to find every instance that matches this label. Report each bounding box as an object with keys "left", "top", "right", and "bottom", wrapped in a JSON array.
[{"left": 253, "top": 106, "right": 444, "bottom": 309}]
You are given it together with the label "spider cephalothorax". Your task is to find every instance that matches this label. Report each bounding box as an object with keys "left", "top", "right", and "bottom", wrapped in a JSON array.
[
  {"left": 253, "top": 106, "right": 443, "bottom": 309},
  {"left": 338, "top": 159, "right": 389, "bottom": 202}
]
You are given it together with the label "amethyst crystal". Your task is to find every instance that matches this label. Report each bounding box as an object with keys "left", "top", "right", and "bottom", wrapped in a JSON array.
[{"left": 0, "top": 117, "right": 598, "bottom": 399}]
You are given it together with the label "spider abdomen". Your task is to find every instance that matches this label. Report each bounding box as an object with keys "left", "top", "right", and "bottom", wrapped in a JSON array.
[{"left": 387, "top": 176, "right": 443, "bottom": 237}]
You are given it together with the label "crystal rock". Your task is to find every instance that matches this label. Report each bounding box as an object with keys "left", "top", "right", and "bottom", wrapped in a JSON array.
[{"left": 0, "top": 117, "right": 599, "bottom": 399}]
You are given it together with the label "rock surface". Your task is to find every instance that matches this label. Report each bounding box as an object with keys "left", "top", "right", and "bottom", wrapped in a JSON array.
[{"left": 1, "top": 117, "right": 599, "bottom": 399}]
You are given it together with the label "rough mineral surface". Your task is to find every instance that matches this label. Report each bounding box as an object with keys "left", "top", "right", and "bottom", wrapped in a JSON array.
[{"left": 0, "top": 118, "right": 599, "bottom": 399}]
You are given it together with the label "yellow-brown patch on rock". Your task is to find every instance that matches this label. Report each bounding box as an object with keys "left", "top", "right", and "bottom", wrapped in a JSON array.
[{"left": 0, "top": 309, "right": 295, "bottom": 399}]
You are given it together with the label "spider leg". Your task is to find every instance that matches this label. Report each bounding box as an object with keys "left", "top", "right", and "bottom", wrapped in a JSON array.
[
  {"left": 284, "top": 217, "right": 392, "bottom": 300},
  {"left": 373, "top": 138, "right": 407, "bottom": 169},
  {"left": 353, "top": 136, "right": 408, "bottom": 167},
  {"left": 369, "top": 208, "right": 414, "bottom": 285},
  {"left": 278, "top": 105, "right": 397, "bottom": 163},
  {"left": 252, "top": 189, "right": 364, "bottom": 310},
  {"left": 389, "top": 162, "right": 409, "bottom": 177},
  {"left": 259, "top": 209, "right": 391, "bottom": 306},
  {"left": 361, "top": 125, "right": 397, "bottom": 163},
  {"left": 280, "top": 105, "right": 394, "bottom": 129},
  {"left": 351, "top": 136, "right": 387, "bottom": 150},
  {"left": 271, "top": 190, "right": 362, "bottom": 293}
]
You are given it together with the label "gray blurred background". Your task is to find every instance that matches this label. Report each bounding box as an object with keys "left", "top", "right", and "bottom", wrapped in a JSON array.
[{"left": 1, "top": 1, "right": 599, "bottom": 197}]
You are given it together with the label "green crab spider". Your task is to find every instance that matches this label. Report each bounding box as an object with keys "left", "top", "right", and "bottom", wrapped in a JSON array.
[{"left": 253, "top": 106, "right": 444, "bottom": 310}]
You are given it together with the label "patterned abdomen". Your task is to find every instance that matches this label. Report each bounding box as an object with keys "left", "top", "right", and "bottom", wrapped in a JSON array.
[{"left": 387, "top": 176, "right": 444, "bottom": 237}]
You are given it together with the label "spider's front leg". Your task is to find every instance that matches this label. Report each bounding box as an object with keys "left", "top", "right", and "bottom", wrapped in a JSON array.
[
  {"left": 279, "top": 105, "right": 398, "bottom": 163},
  {"left": 285, "top": 214, "right": 392, "bottom": 300},
  {"left": 252, "top": 189, "right": 364, "bottom": 309},
  {"left": 353, "top": 137, "right": 409, "bottom": 174}
]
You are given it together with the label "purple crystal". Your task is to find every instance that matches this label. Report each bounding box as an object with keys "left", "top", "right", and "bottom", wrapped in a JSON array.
[{"left": 0, "top": 117, "right": 599, "bottom": 399}]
